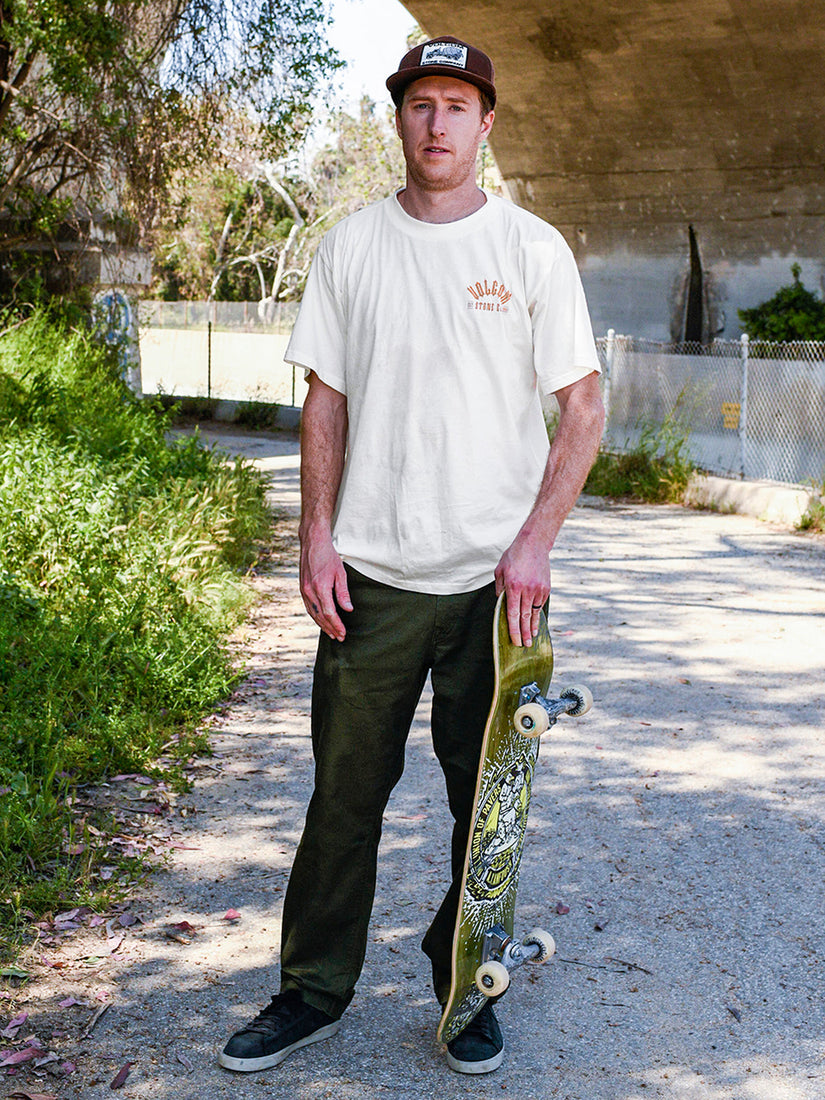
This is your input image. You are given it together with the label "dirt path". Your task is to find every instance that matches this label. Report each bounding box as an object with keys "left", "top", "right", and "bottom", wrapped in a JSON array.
[{"left": 4, "top": 428, "right": 825, "bottom": 1100}]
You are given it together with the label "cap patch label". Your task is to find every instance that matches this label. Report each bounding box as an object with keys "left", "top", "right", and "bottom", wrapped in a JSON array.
[{"left": 421, "top": 42, "right": 468, "bottom": 70}]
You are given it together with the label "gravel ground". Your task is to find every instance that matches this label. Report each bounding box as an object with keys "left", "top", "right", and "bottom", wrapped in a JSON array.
[{"left": 4, "top": 427, "right": 824, "bottom": 1100}]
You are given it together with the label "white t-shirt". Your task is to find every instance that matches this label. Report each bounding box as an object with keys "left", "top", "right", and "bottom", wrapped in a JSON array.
[{"left": 285, "top": 191, "right": 600, "bottom": 594}]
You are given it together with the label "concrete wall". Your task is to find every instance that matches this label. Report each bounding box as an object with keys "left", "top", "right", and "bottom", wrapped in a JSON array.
[{"left": 400, "top": 3, "right": 825, "bottom": 339}]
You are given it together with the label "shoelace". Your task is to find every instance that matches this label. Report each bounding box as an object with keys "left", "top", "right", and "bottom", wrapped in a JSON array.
[{"left": 247, "top": 996, "right": 303, "bottom": 1033}]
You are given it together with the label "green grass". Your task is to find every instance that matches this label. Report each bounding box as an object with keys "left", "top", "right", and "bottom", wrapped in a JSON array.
[
  {"left": 584, "top": 412, "right": 695, "bottom": 504},
  {"left": 0, "top": 310, "right": 271, "bottom": 952},
  {"left": 797, "top": 481, "right": 825, "bottom": 532}
]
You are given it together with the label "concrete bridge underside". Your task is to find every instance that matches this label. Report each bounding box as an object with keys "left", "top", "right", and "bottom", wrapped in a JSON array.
[{"left": 402, "top": 1, "right": 825, "bottom": 339}]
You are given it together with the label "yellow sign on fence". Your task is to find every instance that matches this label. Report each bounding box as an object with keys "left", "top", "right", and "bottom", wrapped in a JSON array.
[{"left": 721, "top": 402, "right": 741, "bottom": 430}]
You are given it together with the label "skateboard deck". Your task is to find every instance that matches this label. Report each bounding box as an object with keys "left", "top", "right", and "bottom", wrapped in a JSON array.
[{"left": 438, "top": 592, "right": 590, "bottom": 1044}]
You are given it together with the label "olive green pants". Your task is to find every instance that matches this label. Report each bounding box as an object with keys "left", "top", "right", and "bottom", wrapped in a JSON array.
[{"left": 280, "top": 567, "right": 497, "bottom": 1019}]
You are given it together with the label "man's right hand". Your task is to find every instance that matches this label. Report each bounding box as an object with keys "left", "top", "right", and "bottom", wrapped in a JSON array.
[{"left": 299, "top": 532, "right": 353, "bottom": 642}]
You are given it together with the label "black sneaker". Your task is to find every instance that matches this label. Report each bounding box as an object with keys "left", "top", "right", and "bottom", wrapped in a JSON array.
[
  {"left": 219, "top": 990, "right": 340, "bottom": 1072},
  {"left": 445, "top": 1001, "right": 504, "bottom": 1074}
]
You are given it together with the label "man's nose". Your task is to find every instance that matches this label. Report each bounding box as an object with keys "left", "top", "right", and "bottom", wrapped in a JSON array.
[{"left": 428, "top": 109, "right": 447, "bottom": 135}]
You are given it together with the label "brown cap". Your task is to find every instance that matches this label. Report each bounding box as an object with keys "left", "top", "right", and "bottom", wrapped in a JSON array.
[{"left": 386, "top": 36, "right": 496, "bottom": 108}]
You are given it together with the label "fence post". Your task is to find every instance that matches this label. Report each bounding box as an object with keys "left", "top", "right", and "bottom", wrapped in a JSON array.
[
  {"left": 603, "top": 328, "right": 615, "bottom": 429},
  {"left": 207, "top": 320, "right": 212, "bottom": 399},
  {"left": 739, "top": 333, "right": 749, "bottom": 478}
]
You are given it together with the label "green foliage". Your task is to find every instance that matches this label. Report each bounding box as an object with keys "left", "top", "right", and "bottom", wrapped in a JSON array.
[
  {"left": 585, "top": 412, "right": 695, "bottom": 503},
  {"left": 797, "top": 480, "right": 825, "bottom": 533},
  {"left": 0, "top": 311, "right": 270, "bottom": 931},
  {"left": 1, "top": 0, "right": 342, "bottom": 305},
  {"left": 738, "top": 265, "right": 825, "bottom": 342},
  {"left": 151, "top": 98, "right": 407, "bottom": 302}
]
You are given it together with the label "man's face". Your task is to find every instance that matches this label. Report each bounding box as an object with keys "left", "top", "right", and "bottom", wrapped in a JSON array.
[{"left": 395, "top": 75, "right": 494, "bottom": 194}]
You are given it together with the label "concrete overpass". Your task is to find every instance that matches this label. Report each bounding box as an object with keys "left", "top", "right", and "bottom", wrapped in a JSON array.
[{"left": 401, "top": 2, "right": 825, "bottom": 339}]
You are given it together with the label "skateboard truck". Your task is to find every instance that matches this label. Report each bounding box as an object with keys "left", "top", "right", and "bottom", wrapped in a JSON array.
[
  {"left": 474, "top": 922, "right": 556, "bottom": 997},
  {"left": 513, "top": 682, "right": 593, "bottom": 738}
]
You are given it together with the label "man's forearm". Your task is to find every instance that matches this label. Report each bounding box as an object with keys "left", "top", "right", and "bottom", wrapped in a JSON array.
[
  {"left": 299, "top": 373, "right": 348, "bottom": 542},
  {"left": 521, "top": 370, "right": 605, "bottom": 550},
  {"left": 299, "top": 372, "right": 352, "bottom": 641}
]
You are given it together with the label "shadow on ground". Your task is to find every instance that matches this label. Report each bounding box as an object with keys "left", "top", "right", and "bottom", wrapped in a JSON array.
[{"left": 4, "top": 434, "right": 824, "bottom": 1100}]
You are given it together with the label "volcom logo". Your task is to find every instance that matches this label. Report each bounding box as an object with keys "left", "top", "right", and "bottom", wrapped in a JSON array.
[
  {"left": 467, "top": 278, "right": 512, "bottom": 313},
  {"left": 421, "top": 42, "right": 468, "bottom": 69}
]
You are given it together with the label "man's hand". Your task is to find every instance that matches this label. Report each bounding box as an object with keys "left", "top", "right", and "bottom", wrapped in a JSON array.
[
  {"left": 494, "top": 532, "right": 551, "bottom": 647},
  {"left": 300, "top": 531, "right": 353, "bottom": 642}
]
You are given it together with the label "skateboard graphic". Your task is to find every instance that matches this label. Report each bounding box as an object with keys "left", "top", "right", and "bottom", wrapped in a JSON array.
[{"left": 437, "top": 592, "right": 593, "bottom": 1045}]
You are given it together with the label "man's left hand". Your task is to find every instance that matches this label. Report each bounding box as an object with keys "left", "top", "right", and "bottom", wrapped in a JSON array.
[{"left": 494, "top": 534, "right": 551, "bottom": 647}]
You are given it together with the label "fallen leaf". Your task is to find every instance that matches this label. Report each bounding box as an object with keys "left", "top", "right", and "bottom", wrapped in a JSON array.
[
  {"left": 222, "top": 909, "right": 241, "bottom": 922},
  {"left": 0, "top": 967, "right": 29, "bottom": 979},
  {"left": 555, "top": 902, "right": 570, "bottom": 915},
  {"left": 0, "top": 1048, "right": 38, "bottom": 1067},
  {"left": 33, "top": 1052, "right": 60, "bottom": 1068},
  {"left": 170, "top": 920, "right": 197, "bottom": 933},
  {"left": 110, "top": 1061, "right": 133, "bottom": 1089},
  {"left": 1, "top": 1012, "right": 28, "bottom": 1038},
  {"left": 54, "top": 909, "right": 81, "bottom": 922}
]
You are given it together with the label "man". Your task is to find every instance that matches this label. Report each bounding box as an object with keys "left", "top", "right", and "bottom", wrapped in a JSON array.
[{"left": 220, "top": 35, "right": 604, "bottom": 1076}]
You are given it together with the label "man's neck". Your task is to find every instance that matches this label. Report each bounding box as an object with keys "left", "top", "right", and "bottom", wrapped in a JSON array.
[{"left": 396, "top": 182, "right": 487, "bottom": 224}]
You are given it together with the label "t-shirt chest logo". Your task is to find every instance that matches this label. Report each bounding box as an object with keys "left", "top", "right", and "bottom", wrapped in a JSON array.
[{"left": 467, "top": 277, "right": 512, "bottom": 313}]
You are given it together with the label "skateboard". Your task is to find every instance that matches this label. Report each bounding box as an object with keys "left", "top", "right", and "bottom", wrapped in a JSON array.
[{"left": 437, "top": 592, "right": 592, "bottom": 1045}]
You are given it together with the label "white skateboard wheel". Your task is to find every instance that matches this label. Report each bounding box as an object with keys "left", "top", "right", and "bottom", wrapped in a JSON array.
[
  {"left": 560, "top": 685, "right": 593, "bottom": 716},
  {"left": 475, "top": 960, "right": 511, "bottom": 997},
  {"left": 513, "top": 702, "right": 549, "bottom": 738},
  {"left": 523, "top": 928, "right": 556, "bottom": 962}
]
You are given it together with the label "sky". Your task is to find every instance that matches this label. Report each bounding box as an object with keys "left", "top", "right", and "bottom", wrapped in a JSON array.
[{"left": 324, "top": 0, "right": 419, "bottom": 112}]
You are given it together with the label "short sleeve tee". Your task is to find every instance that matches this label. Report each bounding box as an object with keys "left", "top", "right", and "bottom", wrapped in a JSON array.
[{"left": 285, "top": 191, "right": 600, "bottom": 594}]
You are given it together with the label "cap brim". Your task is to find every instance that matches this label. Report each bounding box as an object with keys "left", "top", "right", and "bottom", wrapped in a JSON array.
[{"left": 386, "top": 67, "right": 496, "bottom": 107}]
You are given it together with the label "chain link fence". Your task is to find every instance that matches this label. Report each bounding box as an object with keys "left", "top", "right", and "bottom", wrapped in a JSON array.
[
  {"left": 597, "top": 334, "right": 825, "bottom": 486},
  {"left": 138, "top": 300, "right": 304, "bottom": 406},
  {"left": 138, "top": 302, "right": 825, "bottom": 487}
]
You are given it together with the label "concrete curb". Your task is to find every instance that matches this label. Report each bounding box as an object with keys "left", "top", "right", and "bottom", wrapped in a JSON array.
[{"left": 685, "top": 472, "right": 818, "bottom": 526}]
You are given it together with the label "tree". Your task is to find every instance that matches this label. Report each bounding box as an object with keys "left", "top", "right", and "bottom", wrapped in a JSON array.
[
  {"left": 152, "top": 97, "right": 407, "bottom": 303},
  {"left": 0, "top": 0, "right": 341, "bottom": 293},
  {"left": 738, "top": 264, "right": 825, "bottom": 342}
]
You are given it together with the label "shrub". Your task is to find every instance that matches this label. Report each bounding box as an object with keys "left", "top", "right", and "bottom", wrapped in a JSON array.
[
  {"left": 738, "top": 264, "right": 825, "bottom": 342},
  {"left": 0, "top": 311, "right": 270, "bottom": 936},
  {"left": 585, "top": 412, "right": 695, "bottom": 503}
]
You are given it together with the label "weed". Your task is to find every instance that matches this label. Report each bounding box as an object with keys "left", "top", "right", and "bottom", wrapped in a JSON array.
[
  {"left": 585, "top": 411, "right": 695, "bottom": 503},
  {"left": 0, "top": 310, "right": 271, "bottom": 955},
  {"left": 797, "top": 480, "right": 825, "bottom": 532},
  {"left": 234, "top": 398, "right": 282, "bottom": 431}
]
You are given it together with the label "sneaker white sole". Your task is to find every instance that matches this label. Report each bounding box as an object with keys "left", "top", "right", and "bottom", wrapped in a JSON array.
[
  {"left": 218, "top": 1020, "right": 341, "bottom": 1072},
  {"left": 445, "top": 1041, "right": 505, "bottom": 1075}
]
